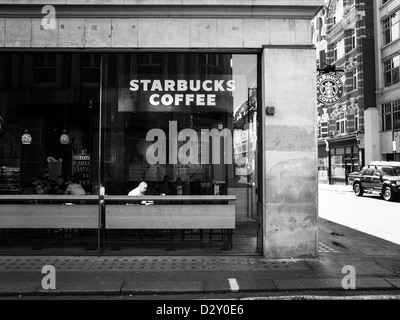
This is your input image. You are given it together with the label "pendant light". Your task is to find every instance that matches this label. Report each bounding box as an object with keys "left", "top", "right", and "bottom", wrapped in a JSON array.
[
  {"left": 60, "top": 129, "right": 70, "bottom": 145},
  {"left": 60, "top": 63, "right": 70, "bottom": 145},
  {"left": 22, "top": 56, "right": 32, "bottom": 145},
  {"left": 21, "top": 129, "right": 32, "bottom": 144}
]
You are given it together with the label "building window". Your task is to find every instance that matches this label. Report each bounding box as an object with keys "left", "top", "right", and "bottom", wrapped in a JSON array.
[
  {"left": 137, "top": 53, "right": 164, "bottom": 74},
  {"left": 352, "top": 68, "right": 357, "bottom": 90},
  {"left": 354, "top": 108, "right": 359, "bottom": 132},
  {"left": 383, "top": 54, "right": 400, "bottom": 87},
  {"left": 394, "top": 99, "right": 400, "bottom": 130},
  {"left": 336, "top": 111, "right": 346, "bottom": 134},
  {"left": 382, "top": 11, "right": 400, "bottom": 45},
  {"left": 334, "top": 0, "right": 344, "bottom": 25},
  {"left": 32, "top": 53, "right": 57, "bottom": 83},
  {"left": 334, "top": 38, "right": 345, "bottom": 61},
  {"left": 81, "top": 53, "right": 100, "bottom": 83},
  {"left": 351, "top": 29, "right": 356, "bottom": 50},
  {"left": 382, "top": 103, "right": 392, "bottom": 131},
  {"left": 381, "top": 100, "right": 400, "bottom": 131}
]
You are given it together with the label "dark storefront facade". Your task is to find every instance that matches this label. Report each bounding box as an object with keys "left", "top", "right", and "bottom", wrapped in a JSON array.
[
  {"left": 0, "top": 52, "right": 261, "bottom": 254},
  {"left": 0, "top": 1, "right": 322, "bottom": 258},
  {"left": 318, "top": 135, "right": 363, "bottom": 185}
]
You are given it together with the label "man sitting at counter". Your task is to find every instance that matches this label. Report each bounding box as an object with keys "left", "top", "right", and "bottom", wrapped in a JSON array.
[
  {"left": 128, "top": 181, "right": 148, "bottom": 196},
  {"left": 64, "top": 176, "right": 86, "bottom": 195},
  {"left": 128, "top": 181, "right": 153, "bottom": 205}
]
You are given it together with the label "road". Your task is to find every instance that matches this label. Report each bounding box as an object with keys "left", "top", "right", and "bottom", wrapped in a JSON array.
[{"left": 318, "top": 186, "right": 400, "bottom": 245}]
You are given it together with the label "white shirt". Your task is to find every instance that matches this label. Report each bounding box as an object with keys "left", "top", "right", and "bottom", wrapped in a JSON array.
[
  {"left": 64, "top": 183, "right": 86, "bottom": 195},
  {"left": 128, "top": 186, "right": 144, "bottom": 196}
]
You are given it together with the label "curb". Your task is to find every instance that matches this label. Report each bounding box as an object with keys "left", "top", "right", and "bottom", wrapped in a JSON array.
[{"left": 1, "top": 278, "right": 400, "bottom": 297}]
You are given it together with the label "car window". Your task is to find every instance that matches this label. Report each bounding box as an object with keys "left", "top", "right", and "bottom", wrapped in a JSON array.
[
  {"left": 381, "top": 167, "right": 395, "bottom": 176},
  {"left": 365, "top": 168, "right": 374, "bottom": 176},
  {"left": 373, "top": 170, "right": 382, "bottom": 176}
]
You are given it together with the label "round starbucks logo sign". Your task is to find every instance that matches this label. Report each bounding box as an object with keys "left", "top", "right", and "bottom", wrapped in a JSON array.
[{"left": 317, "top": 74, "right": 344, "bottom": 105}]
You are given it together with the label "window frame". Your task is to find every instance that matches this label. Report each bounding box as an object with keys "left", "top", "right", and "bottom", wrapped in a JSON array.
[
  {"left": 383, "top": 54, "right": 400, "bottom": 87},
  {"left": 382, "top": 10, "right": 400, "bottom": 46}
]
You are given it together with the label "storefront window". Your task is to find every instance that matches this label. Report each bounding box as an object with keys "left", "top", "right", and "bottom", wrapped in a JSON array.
[
  {"left": 331, "top": 148, "right": 345, "bottom": 180},
  {"left": 0, "top": 52, "right": 259, "bottom": 254},
  {"left": 101, "top": 53, "right": 259, "bottom": 251}
]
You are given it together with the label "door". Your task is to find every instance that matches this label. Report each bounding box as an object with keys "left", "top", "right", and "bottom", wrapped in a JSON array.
[
  {"left": 371, "top": 169, "right": 383, "bottom": 192},
  {"left": 361, "top": 168, "right": 374, "bottom": 189}
]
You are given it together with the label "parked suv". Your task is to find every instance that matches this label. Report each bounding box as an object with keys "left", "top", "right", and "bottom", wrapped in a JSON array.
[{"left": 349, "top": 161, "right": 400, "bottom": 201}]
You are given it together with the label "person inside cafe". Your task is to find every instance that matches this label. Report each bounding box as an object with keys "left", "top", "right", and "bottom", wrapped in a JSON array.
[
  {"left": 53, "top": 175, "right": 67, "bottom": 195},
  {"left": 128, "top": 181, "right": 152, "bottom": 205},
  {"left": 128, "top": 181, "right": 148, "bottom": 196},
  {"left": 64, "top": 176, "right": 86, "bottom": 195},
  {"left": 22, "top": 175, "right": 44, "bottom": 194},
  {"left": 158, "top": 175, "right": 173, "bottom": 195}
]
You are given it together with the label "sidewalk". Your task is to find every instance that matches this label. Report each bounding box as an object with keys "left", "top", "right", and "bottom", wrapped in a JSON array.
[
  {"left": 318, "top": 183, "right": 353, "bottom": 193},
  {"left": 0, "top": 217, "right": 399, "bottom": 298}
]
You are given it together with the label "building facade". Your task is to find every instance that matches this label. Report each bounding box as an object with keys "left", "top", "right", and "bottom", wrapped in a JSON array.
[
  {"left": 0, "top": 0, "right": 322, "bottom": 259},
  {"left": 313, "top": 0, "right": 376, "bottom": 185},
  {"left": 374, "top": 0, "right": 400, "bottom": 162}
]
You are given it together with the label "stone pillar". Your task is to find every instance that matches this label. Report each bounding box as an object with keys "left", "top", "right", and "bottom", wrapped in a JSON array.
[
  {"left": 364, "top": 107, "right": 381, "bottom": 164},
  {"left": 262, "top": 47, "right": 318, "bottom": 259}
]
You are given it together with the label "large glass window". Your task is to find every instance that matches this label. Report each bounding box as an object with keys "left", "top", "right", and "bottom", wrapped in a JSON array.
[
  {"left": 102, "top": 53, "right": 260, "bottom": 253},
  {"left": 0, "top": 52, "right": 260, "bottom": 254}
]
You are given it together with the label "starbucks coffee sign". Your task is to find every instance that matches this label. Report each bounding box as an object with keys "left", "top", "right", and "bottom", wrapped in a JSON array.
[{"left": 317, "top": 74, "right": 344, "bottom": 105}]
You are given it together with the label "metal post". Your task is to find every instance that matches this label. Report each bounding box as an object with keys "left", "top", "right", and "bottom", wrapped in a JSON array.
[{"left": 97, "top": 55, "right": 103, "bottom": 253}]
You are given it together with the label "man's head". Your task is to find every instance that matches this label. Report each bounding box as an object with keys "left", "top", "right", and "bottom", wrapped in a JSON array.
[
  {"left": 32, "top": 176, "right": 41, "bottom": 185},
  {"left": 57, "top": 175, "right": 65, "bottom": 185},
  {"left": 139, "top": 182, "right": 148, "bottom": 194}
]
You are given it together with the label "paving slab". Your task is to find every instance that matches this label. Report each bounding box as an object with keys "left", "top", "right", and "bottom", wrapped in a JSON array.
[
  {"left": 385, "top": 279, "right": 400, "bottom": 289},
  {"left": 121, "top": 280, "right": 203, "bottom": 295},
  {"left": 274, "top": 279, "right": 343, "bottom": 291},
  {"left": 326, "top": 259, "right": 396, "bottom": 276},
  {"left": 354, "top": 278, "right": 397, "bottom": 290},
  {"left": 36, "top": 280, "right": 123, "bottom": 296},
  {"left": 236, "top": 278, "right": 276, "bottom": 292},
  {"left": 0, "top": 282, "right": 40, "bottom": 296},
  {"left": 203, "top": 279, "right": 231, "bottom": 293},
  {"left": 332, "top": 240, "right": 400, "bottom": 256}
]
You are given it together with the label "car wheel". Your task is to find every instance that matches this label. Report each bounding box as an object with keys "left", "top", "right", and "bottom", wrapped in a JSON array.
[
  {"left": 382, "top": 186, "right": 393, "bottom": 201},
  {"left": 354, "top": 183, "right": 363, "bottom": 196}
]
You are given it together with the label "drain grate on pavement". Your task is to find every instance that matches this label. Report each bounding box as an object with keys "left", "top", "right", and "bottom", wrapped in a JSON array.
[
  {"left": 319, "top": 242, "right": 339, "bottom": 254},
  {"left": 90, "top": 256, "right": 311, "bottom": 272},
  {"left": 0, "top": 256, "right": 97, "bottom": 271}
]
